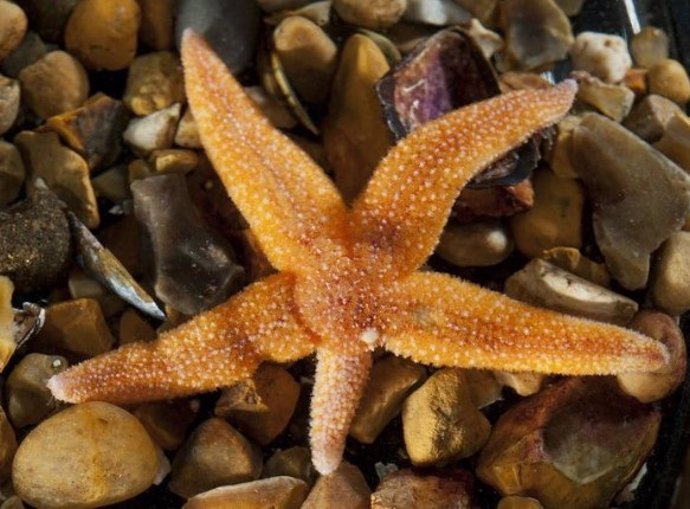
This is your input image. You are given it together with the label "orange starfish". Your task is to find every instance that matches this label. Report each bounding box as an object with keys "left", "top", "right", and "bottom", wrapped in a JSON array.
[{"left": 48, "top": 32, "right": 668, "bottom": 475}]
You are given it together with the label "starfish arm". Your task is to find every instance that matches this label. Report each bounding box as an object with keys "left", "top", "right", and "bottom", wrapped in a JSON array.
[
  {"left": 350, "top": 81, "right": 577, "bottom": 279},
  {"left": 382, "top": 272, "right": 668, "bottom": 375},
  {"left": 47, "top": 274, "right": 318, "bottom": 404},
  {"left": 309, "top": 348, "right": 372, "bottom": 475},
  {"left": 181, "top": 31, "right": 349, "bottom": 275}
]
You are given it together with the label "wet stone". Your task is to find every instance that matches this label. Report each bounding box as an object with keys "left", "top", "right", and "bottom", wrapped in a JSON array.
[
  {"left": 257, "top": 0, "right": 313, "bottom": 12},
  {"left": 5, "top": 353, "right": 68, "bottom": 428},
  {"left": 0, "top": 276, "right": 15, "bottom": 373},
  {"left": 540, "top": 246, "right": 610, "bottom": 287},
  {"left": 0, "top": 0, "right": 27, "bottom": 62},
  {"left": 654, "top": 112, "right": 690, "bottom": 173},
  {"left": 402, "top": 369, "right": 491, "bottom": 466},
  {"left": 0, "top": 141, "right": 24, "bottom": 207},
  {"left": 0, "top": 496, "right": 25, "bottom": 509},
  {"left": 350, "top": 355, "right": 426, "bottom": 444},
  {"left": 0, "top": 189, "right": 70, "bottom": 294},
  {"left": 631, "top": 26, "right": 669, "bottom": 69},
  {"left": 169, "top": 417, "right": 263, "bottom": 499},
  {"left": 622, "top": 94, "right": 682, "bottom": 142},
  {"left": 477, "top": 378, "right": 660, "bottom": 509},
  {"left": 132, "top": 399, "right": 197, "bottom": 450},
  {"left": 64, "top": 0, "right": 141, "bottom": 71},
  {"left": 301, "top": 462, "right": 370, "bottom": 509},
  {"left": 648, "top": 58, "right": 690, "bottom": 105},
  {"left": 553, "top": 0, "right": 583, "bottom": 15},
  {"left": 138, "top": 0, "right": 174, "bottom": 51},
  {"left": 650, "top": 231, "right": 690, "bottom": 315},
  {"left": 124, "top": 51, "right": 185, "bottom": 115},
  {"left": 436, "top": 220, "right": 513, "bottom": 267},
  {"left": 570, "top": 31, "right": 632, "bottom": 83},
  {"left": 123, "top": 102, "right": 180, "bottom": 155},
  {"left": 17, "top": 50, "right": 89, "bottom": 119},
  {"left": 12, "top": 0, "right": 78, "bottom": 43},
  {"left": 67, "top": 269, "right": 125, "bottom": 319},
  {"left": 263, "top": 447, "right": 317, "bottom": 488},
  {"left": 132, "top": 173, "right": 245, "bottom": 315},
  {"left": 184, "top": 477, "right": 309, "bottom": 509},
  {"left": 371, "top": 468, "right": 474, "bottom": 509},
  {"left": 0, "top": 75, "right": 19, "bottom": 136},
  {"left": 13, "top": 401, "right": 160, "bottom": 509},
  {"left": 215, "top": 364, "right": 300, "bottom": 445},
  {"left": 0, "top": 30, "right": 46, "bottom": 78},
  {"left": 575, "top": 74, "right": 635, "bottom": 122},
  {"left": 333, "top": 0, "right": 407, "bottom": 31},
  {"left": 572, "top": 113, "right": 690, "bottom": 289}
]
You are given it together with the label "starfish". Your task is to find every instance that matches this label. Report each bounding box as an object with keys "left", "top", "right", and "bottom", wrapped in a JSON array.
[{"left": 48, "top": 32, "right": 668, "bottom": 476}]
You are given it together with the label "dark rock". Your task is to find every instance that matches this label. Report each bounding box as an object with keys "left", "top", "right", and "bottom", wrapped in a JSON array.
[
  {"left": 0, "top": 30, "right": 46, "bottom": 78},
  {"left": 13, "top": 0, "right": 78, "bottom": 43}
]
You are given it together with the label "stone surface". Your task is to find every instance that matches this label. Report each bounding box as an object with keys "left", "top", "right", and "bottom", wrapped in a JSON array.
[
  {"left": 64, "top": 0, "right": 141, "bottom": 70},
  {"left": 618, "top": 310, "right": 686, "bottom": 403},
  {"left": 118, "top": 308, "right": 157, "bottom": 344},
  {"left": 464, "top": 369, "right": 502, "bottom": 408},
  {"left": 510, "top": 168, "right": 583, "bottom": 258},
  {"left": 6, "top": 353, "right": 68, "bottom": 428},
  {"left": 149, "top": 149, "right": 198, "bottom": 175},
  {"left": 493, "top": 371, "right": 544, "bottom": 397},
  {"left": 132, "top": 399, "right": 196, "bottom": 450},
  {"left": 14, "top": 130, "right": 99, "bottom": 228},
  {"left": 124, "top": 51, "right": 185, "bottom": 115},
  {"left": 12, "top": 0, "right": 78, "bottom": 43},
  {"left": 174, "top": 107, "right": 202, "bottom": 148},
  {"left": 333, "top": 0, "right": 407, "bottom": 30},
  {"left": 576, "top": 74, "right": 635, "bottom": 122},
  {"left": 13, "top": 402, "right": 159, "bottom": 509},
  {"left": 477, "top": 378, "right": 660, "bottom": 509},
  {"left": 18, "top": 50, "right": 89, "bottom": 119},
  {"left": 505, "top": 259, "right": 637, "bottom": 325},
  {"left": 540, "top": 246, "right": 610, "bottom": 287},
  {"left": 0, "top": 30, "right": 46, "bottom": 77},
  {"left": 402, "top": 369, "right": 491, "bottom": 466},
  {"left": 350, "top": 355, "right": 426, "bottom": 444},
  {"left": 453, "top": 0, "right": 496, "bottom": 24},
  {"left": 169, "top": 418, "right": 263, "bottom": 499},
  {"left": 123, "top": 103, "right": 181, "bottom": 155},
  {"left": 0, "top": 74, "right": 19, "bottom": 135},
  {"left": 324, "top": 34, "right": 391, "bottom": 202},
  {"left": 371, "top": 468, "right": 473, "bottom": 509},
  {"left": 623, "top": 67, "right": 648, "bottom": 96},
  {"left": 244, "top": 86, "right": 297, "bottom": 129},
  {"left": 184, "top": 477, "right": 309, "bottom": 509},
  {"left": 648, "top": 58, "right": 690, "bottom": 105},
  {"left": 570, "top": 31, "right": 632, "bottom": 83},
  {"left": 553, "top": 0, "right": 583, "bottom": 15},
  {"left": 215, "top": 364, "right": 300, "bottom": 445},
  {"left": 0, "top": 189, "right": 71, "bottom": 294},
  {"left": 273, "top": 16, "right": 337, "bottom": 104},
  {"left": 0, "top": 141, "right": 24, "bottom": 207},
  {"left": 631, "top": 26, "right": 669, "bottom": 69},
  {"left": 654, "top": 112, "right": 690, "bottom": 173},
  {"left": 132, "top": 173, "right": 245, "bottom": 315},
  {"left": 263, "top": 447, "right": 317, "bottom": 488},
  {"left": 465, "top": 18, "right": 503, "bottom": 59},
  {"left": 0, "top": 0, "right": 27, "bottom": 62},
  {"left": 138, "top": 0, "right": 174, "bottom": 50},
  {"left": 572, "top": 113, "right": 690, "bottom": 289},
  {"left": 92, "top": 166, "right": 130, "bottom": 204},
  {"left": 436, "top": 220, "right": 513, "bottom": 267},
  {"left": 301, "top": 462, "right": 370, "bottom": 509},
  {"left": 650, "top": 231, "right": 690, "bottom": 315},
  {"left": 622, "top": 93, "right": 682, "bottom": 142}
]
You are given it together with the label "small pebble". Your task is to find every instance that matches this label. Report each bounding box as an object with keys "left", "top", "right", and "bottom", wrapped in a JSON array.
[
  {"left": 0, "top": 0, "right": 27, "bottom": 62},
  {"left": 493, "top": 371, "right": 544, "bottom": 397},
  {"left": 184, "top": 477, "right": 309, "bottom": 509},
  {"left": 169, "top": 418, "right": 263, "bottom": 499},
  {"left": 149, "top": 148, "right": 198, "bottom": 175},
  {"left": 554, "top": 0, "right": 584, "bottom": 15},
  {"left": 118, "top": 308, "right": 157, "bottom": 345},
  {"left": 0, "top": 30, "right": 46, "bottom": 78},
  {"left": 124, "top": 51, "right": 185, "bottom": 115},
  {"left": 436, "top": 221, "right": 513, "bottom": 267},
  {"left": 138, "top": 0, "right": 174, "bottom": 50},
  {"left": 654, "top": 112, "right": 690, "bottom": 173},
  {"left": 0, "top": 140, "right": 24, "bottom": 207},
  {"left": 333, "top": 0, "right": 407, "bottom": 31},
  {"left": 453, "top": 0, "right": 496, "bottom": 24},
  {"left": 132, "top": 400, "right": 197, "bottom": 450},
  {"left": 174, "top": 107, "right": 202, "bottom": 148},
  {"left": 13, "top": 402, "right": 160, "bottom": 509},
  {"left": 0, "top": 496, "right": 25, "bottom": 509},
  {"left": 301, "top": 462, "right": 371, "bottom": 509},
  {"left": 0, "top": 405, "right": 15, "bottom": 482},
  {"left": 648, "top": 58, "right": 690, "bottom": 105},
  {"left": 570, "top": 31, "right": 632, "bottom": 83},
  {"left": 622, "top": 93, "right": 682, "bottom": 142},
  {"left": 123, "top": 103, "right": 181, "bottom": 155},
  {"left": 540, "top": 246, "right": 611, "bottom": 287},
  {"left": 67, "top": 269, "right": 125, "bottom": 319},
  {"left": 546, "top": 115, "right": 580, "bottom": 178},
  {"left": 64, "top": 0, "right": 141, "bottom": 70},
  {"left": 11, "top": 0, "right": 77, "bottom": 43},
  {"left": 263, "top": 447, "right": 317, "bottom": 488},
  {"left": 464, "top": 369, "right": 503, "bottom": 409},
  {"left": 576, "top": 74, "right": 635, "bottom": 122},
  {"left": 0, "top": 276, "right": 16, "bottom": 373},
  {"left": 650, "top": 231, "right": 690, "bottom": 315},
  {"left": 244, "top": 86, "right": 297, "bottom": 129},
  {"left": 371, "top": 468, "right": 473, "bottom": 509},
  {"left": 17, "top": 50, "right": 89, "bottom": 119},
  {"left": 631, "top": 26, "right": 669, "bottom": 69},
  {"left": 623, "top": 67, "right": 648, "bottom": 96},
  {"left": 0, "top": 74, "right": 19, "bottom": 135},
  {"left": 403, "top": 0, "right": 471, "bottom": 26}
]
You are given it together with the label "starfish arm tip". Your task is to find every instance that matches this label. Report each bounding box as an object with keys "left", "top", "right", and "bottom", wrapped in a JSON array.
[
  {"left": 46, "top": 373, "right": 77, "bottom": 404},
  {"left": 311, "top": 449, "right": 341, "bottom": 476}
]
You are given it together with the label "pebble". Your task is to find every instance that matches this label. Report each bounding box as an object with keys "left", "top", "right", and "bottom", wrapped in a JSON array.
[
  {"left": 301, "top": 462, "right": 371, "bottom": 509},
  {"left": 64, "top": 0, "right": 141, "bottom": 70},
  {"left": 572, "top": 112, "right": 690, "bottom": 289},
  {"left": 323, "top": 34, "right": 391, "bottom": 201},
  {"left": 554, "top": 0, "right": 584, "bottom": 15},
  {"left": 123, "top": 103, "right": 181, "bottom": 155},
  {"left": 0, "top": 276, "right": 16, "bottom": 373},
  {"left": 11, "top": 0, "right": 78, "bottom": 43},
  {"left": 0, "top": 74, "right": 19, "bottom": 135},
  {"left": 124, "top": 51, "right": 185, "bottom": 115},
  {"left": 333, "top": 0, "right": 407, "bottom": 30},
  {"left": 0, "top": 405, "right": 15, "bottom": 482},
  {"left": 132, "top": 173, "right": 245, "bottom": 315},
  {"left": 403, "top": 0, "right": 471, "bottom": 26},
  {"left": 138, "top": 0, "right": 174, "bottom": 50},
  {"left": 132, "top": 400, "right": 197, "bottom": 450},
  {"left": 623, "top": 67, "right": 648, "bottom": 96},
  {"left": 371, "top": 468, "right": 473, "bottom": 509},
  {"left": 477, "top": 378, "right": 660, "bottom": 509},
  {"left": 174, "top": 107, "right": 202, "bottom": 148},
  {"left": 618, "top": 310, "right": 687, "bottom": 403},
  {"left": 265, "top": 1, "right": 332, "bottom": 26},
  {"left": 650, "top": 231, "right": 690, "bottom": 315},
  {"left": 0, "top": 496, "right": 25, "bottom": 509},
  {"left": 67, "top": 269, "right": 126, "bottom": 319},
  {"left": 499, "top": 0, "right": 573, "bottom": 71},
  {"left": 464, "top": 369, "right": 502, "bottom": 408},
  {"left": 493, "top": 371, "right": 544, "bottom": 397},
  {"left": 5, "top": 353, "right": 68, "bottom": 428},
  {"left": 17, "top": 50, "right": 89, "bottom": 119},
  {"left": 570, "top": 32, "right": 632, "bottom": 83},
  {"left": 13, "top": 401, "right": 160, "bottom": 509},
  {"left": 273, "top": 16, "right": 337, "bottom": 104},
  {"left": 118, "top": 308, "right": 157, "bottom": 345},
  {"left": 14, "top": 130, "right": 99, "bottom": 228},
  {"left": 540, "top": 246, "right": 611, "bottom": 287},
  {"left": 505, "top": 259, "right": 637, "bottom": 325},
  {"left": 546, "top": 115, "right": 579, "bottom": 179},
  {"left": 631, "top": 26, "right": 669, "bottom": 69},
  {"left": 0, "top": 141, "right": 24, "bottom": 207},
  {"left": 466, "top": 18, "right": 504, "bottom": 59},
  {"left": 453, "top": 0, "right": 496, "bottom": 24},
  {"left": 576, "top": 74, "right": 635, "bottom": 122},
  {"left": 97, "top": 213, "right": 142, "bottom": 277},
  {"left": 510, "top": 168, "right": 583, "bottom": 258},
  {"left": 402, "top": 369, "right": 491, "bottom": 466},
  {"left": 169, "top": 418, "right": 263, "bottom": 499},
  {"left": 149, "top": 148, "right": 199, "bottom": 175},
  {"left": 215, "top": 364, "right": 300, "bottom": 445},
  {"left": 622, "top": 93, "right": 682, "bottom": 142},
  {"left": 46, "top": 93, "right": 130, "bottom": 170},
  {"left": 263, "top": 447, "right": 317, "bottom": 488},
  {"left": 648, "top": 58, "right": 690, "bottom": 105},
  {"left": 0, "top": 30, "right": 46, "bottom": 78},
  {"left": 0, "top": 189, "right": 70, "bottom": 294},
  {"left": 34, "top": 298, "right": 115, "bottom": 359},
  {"left": 350, "top": 355, "right": 426, "bottom": 444},
  {"left": 436, "top": 220, "right": 513, "bottom": 267},
  {"left": 655, "top": 112, "right": 690, "bottom": 173},
  {"left": 0, "top": 0, "right": 27, "bottom": 62},
  {"left": 498, "top": 496, "right": 545, "bottom": 509},
  {"left": 186, "top": 477, "right": 308, "bottom": 509}
]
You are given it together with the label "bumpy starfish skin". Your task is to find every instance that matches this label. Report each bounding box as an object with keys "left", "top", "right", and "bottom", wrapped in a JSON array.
[{"left": 48, "top": 32, "right": 669, "bottom": 476}]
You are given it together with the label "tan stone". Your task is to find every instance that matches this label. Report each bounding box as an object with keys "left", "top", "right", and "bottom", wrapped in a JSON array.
[
  {"left": 174, "top": 107, "right": 202, "bottom": 148},
  {"left": 454, "top": 179, "right": 534, "bottom": 222},
  {"left": 371, "top": 468, "right": 473, "bottom": 509},
  {"left": 65, "top": 0, "right": 141, "bottom": 71},
  {"left": 576, "top": 75, "right": 635, "bottom": 122},
  {"left": 0, "top": 405, "right": 15, "bottom": 482},
  {"left": 654, "top": 112, "right": 690, "bottom": 173},
  {"left": 67, "top": 269, "right": 125, "bottom": 319},
  {"left": 350, "top": 355, "right": 426, "bottom": 444},
  {"left": 623, "top": 94, "right": 682, "bottom": 142},
  {"left": 493, "top": 371, "right": 544, "bottom": 397},
  {"left": 546, "top": 115, "right": 580, "bottom": 179},
  {"left": 263, "top": 447, "right": 317, "bottom": 488},
  {"left": 651, "top": 231, "right": 690, "bottom": 314},
  {"left": 631, "top": 26, "right": 669, "bottom": 68},
  {"left": 333, "top": 0, "right": 406, "bottom": 30},
  {"left": 464, "top": 369, "right": 502, "bottom": 408},
  {"left": 0, "top": 74, "right": 19, "bottom": 135},
  {"left": 301, "top": 462, "right": 370, "bottom": 509},
  {"left": 0, "top": 276, "right": 15, "bottom": 373},
  {"left": 132, "top": 399, "right": 197, "bottom": 450},
  {"left": 184, "top": 477, "right": 308, "bottom": 509},
  {"left": 402, "top": 369, "right": 490, "bottom": 466},
  {"left": 571, "top": 31, "right": 631, "bottom": 83},
  {"left": 0, "top": 0, "right": 27, "bottom": 62},
  {"left": 119, "top": 308, "right": 157, "bottom": 345},
  {"left": 13, "top": 402, "right": 159, "bottom": 509},
  {"left": 123, "top": 103, "right": 181, "bottom": 155},
  {"left": 540, "top": 247, "right": 611, "bottom": 287},
  {"left": 0, "top": 141, "right": 24, "bottom": 207},
  {"left": 124, "top": 51, "right": 185, "bottom": 115},
  {"left": 436, "top": 221, "right": 513, "bottom": 267},
  {"left": 648, "top": 58, "right": 690, "bottom": 105},
  {"left": 498, "top": 496, "right": 545, "bottom": 509},
  {"left": 149, "top": 149, "right": 198, "bottom": 175},
  {"left": 137, "top": 0, "right": 174, "bottom": 51}
]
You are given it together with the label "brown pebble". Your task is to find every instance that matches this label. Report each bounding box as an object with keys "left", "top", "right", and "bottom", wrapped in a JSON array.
[
  {"left": 0, "top": 140, "right": 24, "bottom": 207},
  {"left": 138, "top": 0, "right": 174, "bottom": 50},
  {"left": 124, "top": 51, "right": 185, "bottom": 115},
  {"left": 648, "top": 58, "right": 690, "bottom": 105},
  {"left": 301, "top": 462, "right": 370, "bottom": 509},
  {"left": 333, "top": 0, "right": 407, "bottom": 30},
  {"left": 132, "top": 399, "right": 197, "bottom": 450},
  {"left": 0, "top": 0, "right": 27, "bottom": 62},
  {"left": 263, "top": 446, "right": 317, "bottom": 488}
]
